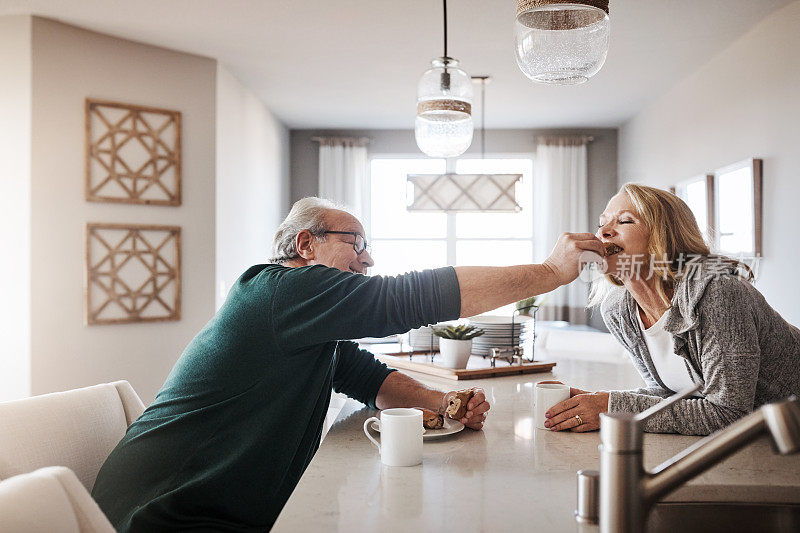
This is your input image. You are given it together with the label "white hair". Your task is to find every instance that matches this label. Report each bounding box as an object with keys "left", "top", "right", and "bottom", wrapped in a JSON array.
[{"left": 270, "top": 197, "right": 348, "bottom": 263}]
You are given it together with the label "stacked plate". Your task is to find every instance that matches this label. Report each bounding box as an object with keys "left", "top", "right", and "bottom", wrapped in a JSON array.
[
  {"left": 467, "top": 315, "right": 534, "bottom": 357},
  {"left": 405, "top": 325, "right": 440, "bottom": 351}
]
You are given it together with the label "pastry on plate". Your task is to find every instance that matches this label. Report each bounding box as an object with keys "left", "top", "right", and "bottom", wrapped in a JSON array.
[
  {"left": 445, "top": 389, "right": 474, "bottom": 420},
  {"left": 418, "top": 408, "right": 444, "bottom": 430},
  {"left": 603, "top": 242, "right": 623, "bottom": 256}
]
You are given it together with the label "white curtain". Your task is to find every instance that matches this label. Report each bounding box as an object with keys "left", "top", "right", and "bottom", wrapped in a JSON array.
[
  {"left": 533, "top": 137, "right": 590, "bottom": 324},
  {"left": 317, "top": 137, "right": 370, "bottom": 225}
]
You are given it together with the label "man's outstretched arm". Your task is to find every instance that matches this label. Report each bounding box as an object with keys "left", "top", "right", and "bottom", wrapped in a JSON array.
[{"left": 454, "top": 232, "right": 603, "bottom": 317}]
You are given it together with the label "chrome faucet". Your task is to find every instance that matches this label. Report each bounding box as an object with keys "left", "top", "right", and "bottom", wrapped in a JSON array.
[{"left": 575, "top": 385, "right": 800, "bottom": 533}]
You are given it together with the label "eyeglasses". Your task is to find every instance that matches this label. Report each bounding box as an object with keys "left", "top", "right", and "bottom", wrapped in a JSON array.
[{"left": 323, "top": 231, "right": 370, "bottom": 255}]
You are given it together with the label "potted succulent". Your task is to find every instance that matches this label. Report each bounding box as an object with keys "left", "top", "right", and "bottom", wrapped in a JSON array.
[
  {"left": 432, "top": 324, "right": 485, "bottom": 369},
  {"left": 515, "top": 294, "right": 547, "bottom": 317}
]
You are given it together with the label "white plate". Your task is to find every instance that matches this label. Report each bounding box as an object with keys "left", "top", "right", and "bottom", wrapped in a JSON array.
[
  {"left": 469, "top": 315, "right": 532, "bottom": 325},
  {"left": 370, "top": 417, "right": 465, "bottom": 440}
]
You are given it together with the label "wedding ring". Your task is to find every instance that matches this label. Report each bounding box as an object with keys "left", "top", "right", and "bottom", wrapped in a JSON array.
[{"left": 575, "top": 414, "right": 583, "bottom": 426}]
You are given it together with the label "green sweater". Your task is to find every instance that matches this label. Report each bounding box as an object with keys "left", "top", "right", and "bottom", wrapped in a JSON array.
[{"left": 92, "top": 264, "right": 461, "bottom": 531}]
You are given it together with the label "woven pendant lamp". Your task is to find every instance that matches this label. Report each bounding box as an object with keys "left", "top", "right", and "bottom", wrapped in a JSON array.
[
  {"left": 415, "top": 0, "right": 473, "bottom": 157},
  {"left": 514, "top": 0, "right": 610, "bottom": 84}
]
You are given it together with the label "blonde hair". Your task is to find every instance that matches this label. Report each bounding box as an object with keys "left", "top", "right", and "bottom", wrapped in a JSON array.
[{"left": 588, "top": 183, "right": 751, "bottom": 307}]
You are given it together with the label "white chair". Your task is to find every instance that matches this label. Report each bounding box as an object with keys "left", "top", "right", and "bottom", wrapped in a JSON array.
[
  {"left": 0, "top": 380, "right": 145, "bottom": 491},
  {"left": 0, "top": 466, "right": 114, "bottom": 533}
]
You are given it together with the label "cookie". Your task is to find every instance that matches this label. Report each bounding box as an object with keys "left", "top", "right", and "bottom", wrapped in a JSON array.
[
  {"left": 445, "top": 389, "right": 474, "bottom": 420},
  {"left": 603, "top": 242, "right": 623, "bottom": 256},
  {"left": 418, "top": 408, "right": 444, "bottom": 430}
]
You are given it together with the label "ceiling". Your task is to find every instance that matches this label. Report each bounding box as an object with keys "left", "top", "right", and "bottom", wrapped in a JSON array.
[{"left": 1, "top": 0, "right": 793, "bottom": 129}]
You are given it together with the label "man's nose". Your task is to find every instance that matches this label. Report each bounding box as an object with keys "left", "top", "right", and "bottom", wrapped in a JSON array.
[{"left": 361, "top": 250, "right": 375, "bottom": 268}]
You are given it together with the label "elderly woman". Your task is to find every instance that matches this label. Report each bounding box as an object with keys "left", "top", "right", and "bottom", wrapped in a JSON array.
[{"left": 545, "top": 184, "right": 800, "bottom": 436}]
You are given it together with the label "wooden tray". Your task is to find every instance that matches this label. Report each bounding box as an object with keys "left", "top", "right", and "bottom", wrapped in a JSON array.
[{"left": 376, "top": 353, "right": 556, "bottom": 380}]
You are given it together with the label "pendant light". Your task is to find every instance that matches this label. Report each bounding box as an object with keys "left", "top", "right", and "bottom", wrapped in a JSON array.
[
  {"left": 407, "top": 75, "right": 522, "bottom": 213},
  {"left": 514, "top": 0, "right": 610, "bottom": 85},
  {"left": 415, "top": 0, "right": 473, "bottom": 157}
]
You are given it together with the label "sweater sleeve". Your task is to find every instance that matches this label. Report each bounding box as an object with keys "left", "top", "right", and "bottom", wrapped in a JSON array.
[
  {"left": 270, "top": 266, "right": 461, "bottom": 352},
  {"left": 609, "top": 277, "right": 761, "bottom": 435},
  {"left": 332, "top": 341, "right": 396, "bottom": 409}
]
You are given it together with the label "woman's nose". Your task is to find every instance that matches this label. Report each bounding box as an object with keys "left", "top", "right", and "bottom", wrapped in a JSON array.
[{"left": 601, "top": 225, "right": 616, "bottom": 239}]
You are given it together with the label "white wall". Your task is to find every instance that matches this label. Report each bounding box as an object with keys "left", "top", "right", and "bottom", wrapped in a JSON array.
[
  {"left": 0, "top": 16, "right": 32, "bottom": 401},
  {"left": 619, "top": 0, "right": 800, "bottom": 326},
  {"left": 28, "top": 17, "right": 217, "bottom": 403},
  {"left": 215, "top": 64, "right": 290, "bottom": 309}
]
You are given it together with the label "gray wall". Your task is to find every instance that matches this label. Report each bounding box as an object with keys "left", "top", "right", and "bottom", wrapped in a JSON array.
[
  {"left": 0, "top": 15, "right": 32, "bottom": 400},
  {"left": 291, "top": 128, "right": 618, "bottom": 234},
  {"left": 618, "top": 0, "right": 800, "bottom": 326},
  {"left": 290, "top": 127, "right": 618, "bottom": 330},
  {"left": 0, "top": 16, "right": 293, "bottom": 403},
  {"left": 216, "top": 64, "right": 290, "bottom": 309},
  {"left": 27, "top": 17, "right": 217, "bottom": 403}
]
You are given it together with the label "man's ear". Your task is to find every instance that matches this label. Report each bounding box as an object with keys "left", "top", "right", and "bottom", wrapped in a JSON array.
[{"left": 295, "top": 230, "right": 315, "bottom": 260}]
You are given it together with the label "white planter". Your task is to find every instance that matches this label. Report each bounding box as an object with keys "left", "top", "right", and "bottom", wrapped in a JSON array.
[{"left": 438, "top": 338, "right": 473, "bottom": 369}]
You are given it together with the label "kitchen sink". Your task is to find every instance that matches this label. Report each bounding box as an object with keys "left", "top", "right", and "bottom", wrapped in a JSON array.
[{"left": 647, "top": 502, "right": 800, "bottom": 533}]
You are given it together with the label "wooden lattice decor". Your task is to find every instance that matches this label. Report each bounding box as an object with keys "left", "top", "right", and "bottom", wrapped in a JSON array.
[
  {"left": 85, "top": 99, "right": 182, "bottom": 205},
  {"left": 86, "top": 223, "right": 181, "bottom": 325}
]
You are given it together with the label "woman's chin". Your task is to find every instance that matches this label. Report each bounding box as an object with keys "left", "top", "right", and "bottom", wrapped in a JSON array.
[
  {"left": 604, "top": 257, "right": 622, "bottom": 276},
  {"left": 605, "top": 254, "right": 643, "bottom": 281}
]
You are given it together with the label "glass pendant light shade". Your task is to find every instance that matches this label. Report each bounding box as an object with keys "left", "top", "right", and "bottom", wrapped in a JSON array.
[
  {"left": 514, "top": 0, "right": 610, "bottom": 85},
  {"left": 415, "top": 57, "right": 474, "bottom": 157}
]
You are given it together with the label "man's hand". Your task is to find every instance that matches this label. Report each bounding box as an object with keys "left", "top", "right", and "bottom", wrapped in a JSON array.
[
  {"left": 542, "top": 233, "right": 604, "bottom": 286},
  {"left": 441, "top": 388, "right": 490, "bottom": 430}
]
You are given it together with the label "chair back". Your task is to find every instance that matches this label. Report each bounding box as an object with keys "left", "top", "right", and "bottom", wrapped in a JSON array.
[
  {"left": 0, "top": 381, "right": 145, "bottom": 491},
  {"left": 0, "top": 466, "right": 115, "bottom": 532}
]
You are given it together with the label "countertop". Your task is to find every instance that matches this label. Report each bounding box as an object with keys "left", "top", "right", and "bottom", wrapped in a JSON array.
[{"left": 273, "top": 358, "right": 800, "bottom": 532}]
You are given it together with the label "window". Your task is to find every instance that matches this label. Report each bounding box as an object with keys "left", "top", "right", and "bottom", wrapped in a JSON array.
[
  {"left": 714, "top": 158, "right": 762, "bottom": 256},
  {"left": 368, "top": 157, "right": 534, "bottom": 314},
  {"left": 674, "top": 175, "right": 713, "bottom": 243},
  {"left": 368, "top": 158, "right": 447, "bottom": 276},
  {"left": 453, "top": 158, "right": 534, "bottom": 267}
]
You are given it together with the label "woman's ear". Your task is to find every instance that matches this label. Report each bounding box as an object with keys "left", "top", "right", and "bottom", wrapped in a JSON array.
[{"left": 295, "top": 230, "right": 315, "bottom": 260}]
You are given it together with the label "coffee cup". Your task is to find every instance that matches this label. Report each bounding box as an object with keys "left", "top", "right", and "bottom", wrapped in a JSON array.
[
  {"left": 363, "top": 408, "right": 424, "bottom": 466},
  {"left": 534, "top": 382, "right": 570, "bottom": 429}
]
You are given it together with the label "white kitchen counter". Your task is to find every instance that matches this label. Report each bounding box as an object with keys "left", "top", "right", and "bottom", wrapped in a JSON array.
[{"left": 273, "top": 358, "right": 800, "bottom": 532}]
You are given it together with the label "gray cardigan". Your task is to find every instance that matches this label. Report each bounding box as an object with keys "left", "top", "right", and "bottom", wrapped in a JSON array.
[{"left": 601, "top": 262, "right": 800, "bottom": 436}]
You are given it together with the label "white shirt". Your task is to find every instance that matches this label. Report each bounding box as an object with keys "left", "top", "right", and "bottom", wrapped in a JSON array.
[{"left": 636, "top": 309, "right": 697, "bottom": 394}]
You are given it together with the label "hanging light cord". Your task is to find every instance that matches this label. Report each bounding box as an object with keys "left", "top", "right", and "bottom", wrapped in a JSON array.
[
  {"left": 481, "top": 78, "right": 486, "bottom": 158},
  {"left": 443, "top": 0, "right": 448, "bottom": 58}
]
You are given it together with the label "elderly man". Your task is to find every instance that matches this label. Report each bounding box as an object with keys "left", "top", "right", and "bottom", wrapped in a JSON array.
[{"left": 92, "top": 197, "right": 603, "bottom": 531}]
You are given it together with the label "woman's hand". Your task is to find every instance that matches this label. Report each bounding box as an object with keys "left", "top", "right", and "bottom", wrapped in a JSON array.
[{"left": 538, "top": 381, "right": 609, "bottom": 432}]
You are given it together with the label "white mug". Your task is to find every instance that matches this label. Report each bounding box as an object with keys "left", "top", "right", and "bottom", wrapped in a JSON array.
[
  {"left": 363, "top": 408, "right": 424, "bottom": 466},
  {"left": 534, "top": 382, "right": 571, "bottom": 429}
]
